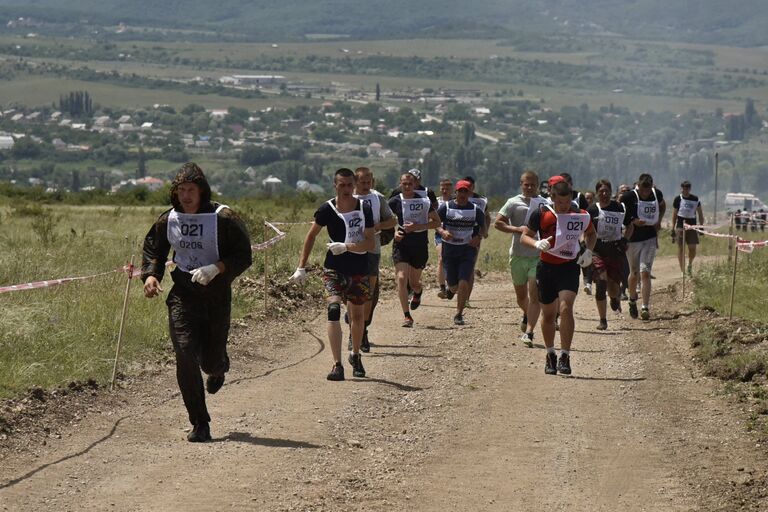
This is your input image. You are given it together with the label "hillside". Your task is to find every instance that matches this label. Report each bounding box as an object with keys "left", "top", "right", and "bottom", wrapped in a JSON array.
[{"left": 0, "top": 0, "right": 767, "bottom": 46}]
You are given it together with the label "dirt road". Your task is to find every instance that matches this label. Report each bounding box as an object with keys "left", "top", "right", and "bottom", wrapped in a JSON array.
[{"left": 1, "top": 256, "right": 765, "bottom": 511}]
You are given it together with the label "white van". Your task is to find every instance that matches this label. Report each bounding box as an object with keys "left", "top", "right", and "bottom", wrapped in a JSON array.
[{"left": 724, "top": 192, "right": 768, "bottom": 212}]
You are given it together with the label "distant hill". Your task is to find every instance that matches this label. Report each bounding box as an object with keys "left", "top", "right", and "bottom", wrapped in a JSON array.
[{"left": 0, "top": 0, "right": 767, "bottom": 46}]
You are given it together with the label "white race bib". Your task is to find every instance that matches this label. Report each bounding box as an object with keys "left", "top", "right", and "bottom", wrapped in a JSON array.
[
  {"left": 546, "top": 207, "right": 590, "bottom": 260},
  {"left": 635, "top": 189, "right": 659, "bottom": 225},
  {"left": 596, "top": 205, "right": 625, "bottom": 242},
  {"left": 355, "top": 192, "right": 381, "bottom": 225},
  {"left": 167, "top": 206, "right": 225, "bottom": 273},
  {"left": 469, "top": 195, "right": 488, "bottom": 213},
  {"left": 677, "top": 196, "right": 698, "bottom": 219},
  {"left": 327, "top": 200, "right": 366, "bottom": 254},
  {"left": 442, "top": 202, "right": 477, "bottom": 245},
  {"left": 400, "top": 194, "right": 430, "bottom": 232},
  {"left": 523, "top": 196, "right": 548, "bottom": 226}
]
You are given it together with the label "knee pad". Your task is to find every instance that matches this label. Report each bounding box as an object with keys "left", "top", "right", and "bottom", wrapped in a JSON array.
[
  {"left": 327, "top": 302, "right": 341, "bottom": 322},
  {"left": 595, "top": 280, "right": 607, "bottom": 301}
]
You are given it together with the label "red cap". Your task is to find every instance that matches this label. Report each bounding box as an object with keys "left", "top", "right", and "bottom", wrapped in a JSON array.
[
  {"left": 548, "top": 175, "right": 567, "bottom": 187},
  {"left": 455, "top": 179, "right": 472, "bottom": 191}
]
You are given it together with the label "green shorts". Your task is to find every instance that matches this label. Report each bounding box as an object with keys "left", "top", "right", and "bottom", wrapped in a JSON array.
[{"left": 509, "top": 255, "right": 538, "bottom": 286}]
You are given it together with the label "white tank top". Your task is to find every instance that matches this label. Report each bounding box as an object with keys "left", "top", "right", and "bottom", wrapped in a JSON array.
[
  {"left": 442, "top": 201, "right": 478, "bottom": 245},
  {"left": 400, "top": 194, "right": 431, "bottom": 232},
  {"left": 635, "top": 189, "right": 659, "bottom": 225},
  {"left": 327, "top": 199, "right": 366, "bottom": 254},
  {"left": 596, "top": 203, "right": 625, "bottom": 242},
  {"left": 677, "top": 195, "right": 698, "bottom": 219},
  {"left": 469, "top": 195, "right": 488, "bottom": 213},
  {"left": 354, "top": 192, "right": 381, "bottom": 225},
  {"left": 167, "top": 205, "right": 226, "bottom": 273},
  {"left": 544, "top": 205, "right": 591, "bottom": 260}
]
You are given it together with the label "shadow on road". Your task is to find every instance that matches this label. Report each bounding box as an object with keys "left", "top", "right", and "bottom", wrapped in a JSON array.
[
  {"left": 353, "top": 377, "right": 426, "bottom": 392},
  {"left": 218, "top": 431, "right": 322, "bottom": 448}
]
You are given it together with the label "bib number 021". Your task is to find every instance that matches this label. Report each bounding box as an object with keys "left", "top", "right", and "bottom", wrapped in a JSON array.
[
  {"left": 566, "top": 220, "right": 584, "bottom": 231},
  {"left": 180, "top": 223, "right": 203, "bottom": 236}
]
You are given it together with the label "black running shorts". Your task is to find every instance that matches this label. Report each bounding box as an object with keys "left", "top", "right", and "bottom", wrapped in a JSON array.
[{"left": 536, "top": 260, "right": 580, "bottom": 305}]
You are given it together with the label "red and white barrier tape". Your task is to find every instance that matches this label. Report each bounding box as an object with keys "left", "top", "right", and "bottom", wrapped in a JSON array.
[
  {"left": 252, "top": 221, "right": 287, "bottom": 251},
  {"left": 1, "top": 221, "right": 293, "bottom": 295},
  {"left": 0, "top": 267, "right": 131, "bottom": 295},
  {"left": 267, "top": 220, "right": 313, "bottom": 226}
]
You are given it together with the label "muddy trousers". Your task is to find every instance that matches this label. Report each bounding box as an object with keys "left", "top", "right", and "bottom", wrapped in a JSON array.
[{"left": 167, "top": 289, "right": 231, "bottom": 426}]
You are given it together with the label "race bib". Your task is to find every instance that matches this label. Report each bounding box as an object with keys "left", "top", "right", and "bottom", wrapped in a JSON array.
[
  {"left": 523, "top": 196, "right": 548, "bottom": 226},
  {"left": 167, "top": 206, "right": 223, "bottom": 272},
  {"left": 401, "top": 195, "right": 430, "bottom": 231},
  {"left": 677, "top": 196, "right": 697, "bottom": 219},
  {"left": 327, "top": 200, "right": 367, "bottom": 254},
  {"left": 635, "top": 189, "right": 659, "bottom": 225},
  {"left": 597, "top": 207, "right": 624, "bottom": 242},
  {"left": 547, "top": 211, "right": 590, "bottom": 260}
]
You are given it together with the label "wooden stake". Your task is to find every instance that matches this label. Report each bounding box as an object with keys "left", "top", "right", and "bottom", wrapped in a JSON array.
[
  {"left": 681, "top": 229, "right": 686, "bottom": 299},
  {"left": 263, "top": 220, "right": 268, "bottom": 316},
  {"left": 111, "top": 255, "right": 134, "bottom": 391},
  {"left": 728, "top": 238, "right": 739, "bottom": 320},
  {"left": 727, "top": 213, "right": 734, "bottom": 264}
]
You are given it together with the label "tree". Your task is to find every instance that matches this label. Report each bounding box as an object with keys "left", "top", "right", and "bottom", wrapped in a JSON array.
[
  {"left": 71, "top": 170, "right": 80, "bottom": 192},
  {"left": 58, "top": 91, "right": 93, "bottom": 118},
  {"left": 462, "top": 122, "right": 475, "bottom": 146},
  {"left": 375, "top": 82, "right": 381, "bottom": 102},
  {"left": 136, "top": 146, "right": 147, "bottom": 179},
  {"left": 745, "top": 98, "right": 759, "bottom": 128}
]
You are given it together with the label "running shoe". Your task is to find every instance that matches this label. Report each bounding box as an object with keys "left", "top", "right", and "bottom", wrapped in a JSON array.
[
  {"left": 520, "top": 331, "right": 534, "bottom": 348},
  {"left": 610, "top": 297, "right": 621, "bottom": 312},
  {"left": 348, "top": 353, "right": 366, "bottom": 378},
  {"left": 557, "top": 353, "right": 572, "bottom": 375},
  {"left": 640, "top": 306, "right": 650, "bottom": 320},
  {"left": 628, "top": 300, "right": 638, "bottom": 319},
  {"left": 596, "top": 319, "right": 608, "bottom": 331},
  {"left": 187, "top": 421, "right": 212, "bottom": 443},
  {"left": 410, "top": 290, "right": 423, "bottom": 310},
  {"left": 520, "top": 314, "right": 528, "bottom": 333},
  {"left": 402, "top": 314, "right": 414, "bottom": 328},
  {"left": 583, "top": 283, "right": 592, "bottom": 295},
  {"left": 545, "top": 352, "right": 557, "bottom": 375},
  {"left": 205, "top": 374, "right": 225, "bottom": 394},
  {"left": 327, "top": 363, "right": 345, "bottom": 381},
  {"left": 453, "top": 314, "right": 465, "bottom": 326},
  {"left": 437, "top": 288, "right": 447, "bottom": 299},
  {"left": 361, "top": 330, "right": 371, "bottom": 353},
  {"left": 445, "top": 289, "right": 455, "bottom": 300}
]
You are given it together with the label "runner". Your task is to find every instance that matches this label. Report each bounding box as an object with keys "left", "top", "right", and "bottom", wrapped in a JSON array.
[
  {"left": 587, "top": 179, "right": 627, "bottom": 331},
  {"left": 436, "top": 179, "right": 486, "bottom": 326},
  {"left": 435, "top": 177, "right": 454, "bottom": 299},
  {"left": 620, "top": 173, "right": 666, "bottom": 320},
  {"left": 521, "top": 176, "right": 597, "bottom": 375},
  {"left": 559, "top": 172, "right": 593, "bottom": 295},
  {"left": 760, "top": 209, "right": 767, "bottom": 232},
  {"left": 616, "top": 184, "right": 631, "bottom": 301},
  {"left": 462, "top": 176, "right": 491, "bottom": 305},
  {"left": 388, "top": 172, "right": 441, "bottom": 327},
  {"left": 495, "top": 170, "right": 545, "bottom": 347},
  {"left": 388, "top": 167, "right": 439, "bottom": 209},
  {"left": 291, "top": 168, "right": 375, "bottom": 381},
  {"left": 671, "top": 180, "right": 705, "bottom": 276},
  {"left": 353, "top": 166, "right": 397, "bottom": 352},
  {"left": 141, "top": 163, "right": 253, "bottom": 442}
]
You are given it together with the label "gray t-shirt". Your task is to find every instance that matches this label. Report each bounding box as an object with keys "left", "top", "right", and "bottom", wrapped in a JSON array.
[
  {"left": 356, "top": 190, "right": 394, "bottom": 254},
  {"left": 499, "top": 194, "right": 541, "bottom": 258}
]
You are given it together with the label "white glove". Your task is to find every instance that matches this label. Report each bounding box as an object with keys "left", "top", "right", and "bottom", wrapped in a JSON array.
[
  {"left": 534, "top": 239, "right": 551, "bottom": 252},
  {"left": 327, "top": 242, "right": 348, "bottom": 255},
  {"left": 290, "top": 267, "right": 307, "bottom": 284},
  {"left": 577, "top": 248, "right": 593, "bottom": 268},
  {"left": 190, "top": 264, "right": 221, "bottom": 286}
]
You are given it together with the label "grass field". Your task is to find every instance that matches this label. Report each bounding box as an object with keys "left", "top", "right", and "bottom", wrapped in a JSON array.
[{"left": 2, "top": 34, "right": 766, "bottom": 114}]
